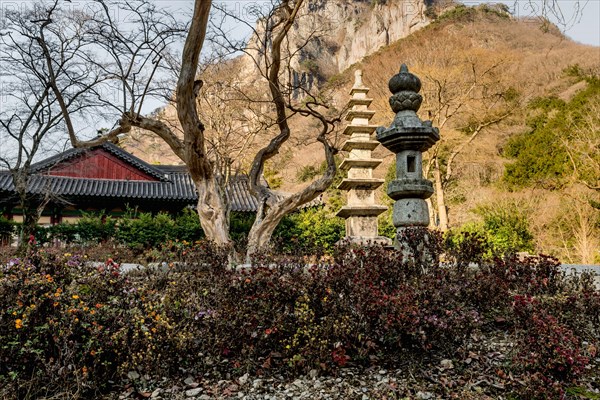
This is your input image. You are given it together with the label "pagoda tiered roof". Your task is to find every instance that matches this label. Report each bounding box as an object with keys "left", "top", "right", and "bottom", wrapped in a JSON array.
[
  {"left": 342, "top": 124, "right": 377, "bottom": 136},
  {"left": 341, "top": 140, "right": 381, "bottom": 151},
  {"left": 339, "top": 158, "right": 383, "bottom": 171}
]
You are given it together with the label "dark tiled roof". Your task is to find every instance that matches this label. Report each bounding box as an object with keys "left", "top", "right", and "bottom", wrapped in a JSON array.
[
  {"left": 0, "top": 144, "right": 322, "bottom": 212},
  {"left": 0, "top": 174, "right": 11, "bottom": 196},
  {"left": 0, "top": 169, "right": 320, "bottom": 213},
  {"left": 227, "top": 175, "right": 260, "bottom": 212},
  {"left": 0, "top": 172, "right": 262, "bottom": 211}
]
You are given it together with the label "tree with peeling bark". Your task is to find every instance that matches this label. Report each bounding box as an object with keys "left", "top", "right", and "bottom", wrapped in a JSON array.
[
  {"left": 37, "top": 0, "right": 238, "bottom": 245},
  {"left": 195, "top": 59, "right": 273, "bottom": 236},
  {"left": 209, "top": 0, "right": 341, "bottom": 259},
  {"left": 6, "top": 0, "right": 339, "bottom": 258}
]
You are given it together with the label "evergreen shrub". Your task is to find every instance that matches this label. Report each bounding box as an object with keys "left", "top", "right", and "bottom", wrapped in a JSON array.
[{"left": 0, "top": 216, "right": 15, "bottom": 240}]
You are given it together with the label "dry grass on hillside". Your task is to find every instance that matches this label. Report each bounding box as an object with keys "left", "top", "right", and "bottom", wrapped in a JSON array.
[{"left": 332, "top": 11, "right": 599, "bottom": 258}]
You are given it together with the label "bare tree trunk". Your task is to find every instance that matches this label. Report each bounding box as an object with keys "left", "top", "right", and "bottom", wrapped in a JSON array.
[
  {"left": 176, "top": 0, "right": 231, "bottom": 247},
  {"left": 426, "top": 198, "right": 436, "bottom": 228},
  {"left": 573, "top": 203, "right": 598, "bottom": 264},
  {"left": 246, "top": 132, "right": 336, "bottom": 260},
  {"left": 17, "top": 202, "right": 38, "bottom": 254},
  {"left": 242, "top": 0, "right": 339, "bottom": 260},
  {"left": 44, "top": 0, "right": 233, "bottom": 248},
  {"left": 194, "top": 175, "right": 231, "bottom": 245},
  {"left": 434, "top": 158, "right": 448, "bottom": 231},
  {"left": 246, "top": 202, "right": 286, "bottom": 258},
  {"left": 14, "top": 172, "right": 32, "bottom": 253}
]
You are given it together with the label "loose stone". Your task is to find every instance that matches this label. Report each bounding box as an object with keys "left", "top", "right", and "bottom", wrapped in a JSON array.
[
  {"left": 185, "top": 387, "right": 202, "bottom": 397},
  {"left": 239, "top": 373, "right": 250, "bottom": 385}
]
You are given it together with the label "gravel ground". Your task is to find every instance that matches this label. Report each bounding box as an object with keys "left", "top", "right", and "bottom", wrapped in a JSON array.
[
  {"left": 115, "top": 367, "right": 464, "bottom": 400},
  {"left": 110, "top": 342, "right": 600, "bottom": 400},
  {"left": 107, "top": 361, "right": 544, "bottom": 400}
]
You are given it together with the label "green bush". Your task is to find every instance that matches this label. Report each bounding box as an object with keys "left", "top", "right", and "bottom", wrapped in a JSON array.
[
  {"left": 503, "top": 71, "right": 600, "bottom": 189},
  {"left": 116, "top": 211, "right": 177, "bottom": 250},
  {"left": 273, "top": 207, "right": 345, "bottom": 255},
  {"left": 447, "top": 200, "right": 534, "bottom": 258},
  {"left": 378, "top": 212, "right": 396, "bottom": 239},
  {"left": 171, "top": 208, "right": 205, "bottom": 243},
  {"left": 229, "top": 211, "right": 255, "bottom": 253},
  {"left": 76, "top": 213, "right": 118, "bottom": 243},
  {"left": 33, "top": 210, "right": 204, "bottom": 250},
  {"left": 476, "top": 201, "right": 534, "bottom": 255},
  {"left": 378, "top": 160, "right": 397, "bottom": 240},
  {"left": 47, "top": 222, "right": 81, "bottom": 243}
]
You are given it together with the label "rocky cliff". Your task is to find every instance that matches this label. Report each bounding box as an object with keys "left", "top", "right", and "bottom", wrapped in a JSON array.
[
  {"left": 292, "top": 0, "right": 430, "bottom": 74},
  {"left": 240, "top": 0, "right": 430, "bottom": 91}
]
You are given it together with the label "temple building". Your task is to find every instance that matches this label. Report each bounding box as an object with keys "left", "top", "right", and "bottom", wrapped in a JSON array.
[{"left": 0, "top": 142, "right": 288, "bottom": 225}]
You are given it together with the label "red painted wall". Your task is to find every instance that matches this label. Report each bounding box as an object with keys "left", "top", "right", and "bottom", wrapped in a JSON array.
[{"left": 47, "top": 149, "right": 156, "bottom": 181}]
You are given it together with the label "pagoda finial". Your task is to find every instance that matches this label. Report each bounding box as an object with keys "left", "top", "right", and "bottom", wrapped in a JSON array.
[{"left": 353, "top": 69, "right": 364, "bottom": 88}]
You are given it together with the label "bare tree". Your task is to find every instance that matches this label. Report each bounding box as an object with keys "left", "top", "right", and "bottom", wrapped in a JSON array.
[
  {"left": 563, "top": 97, "right": 600, "bottom": 192},
  {"left": 558, "top": 79, "right": 600, "bottom": 262},
  {"left": 415, "top": 55, "right": 520, "bottom": 230},
  {"left": 555, "top": 195, "right": 600, "bottom": 264},
  {"left": 0, "top": 1, "right": 105, "bottom": 249},
  {"left": 16, "top": 0, "right": 340, "bottom": 258},
  {"left": 194, "top": 59, "right": 273, "bottom": 231},
  {"left": 208, "top": 0, "right": 341, "bottom": 258},
  {"left": 36, "top": 0, "right": 239, "bottom": 244}
]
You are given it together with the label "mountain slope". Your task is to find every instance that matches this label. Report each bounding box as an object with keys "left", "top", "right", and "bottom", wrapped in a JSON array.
[{"left": 329, "top": 5, "right": 599, "bottom": 260}]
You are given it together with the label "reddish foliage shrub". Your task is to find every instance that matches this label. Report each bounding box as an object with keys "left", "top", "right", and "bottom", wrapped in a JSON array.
[
  {"left": 512, "top": 295, "right": 590, "bottom": 399},
  {"left": 0, "top": 233, "right": 598, "bottom": 399},
  {"left": 493, "top": 254, "right": 565, "bottom": 296}
]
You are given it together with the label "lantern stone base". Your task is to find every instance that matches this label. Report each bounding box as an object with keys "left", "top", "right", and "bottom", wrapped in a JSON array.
[{"left": 392, "top": 199, "right": 430, "bottom": 227}]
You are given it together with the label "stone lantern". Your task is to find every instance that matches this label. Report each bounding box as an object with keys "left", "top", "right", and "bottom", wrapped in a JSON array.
[
  {"left": 336, "top": 70, "right": 391, "bottom": 245},
  {"left": 376, "top": 64, "right": 440, "bottom": 246}
]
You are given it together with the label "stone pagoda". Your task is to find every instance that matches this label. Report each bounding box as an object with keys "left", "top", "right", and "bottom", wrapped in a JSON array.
[
  {"left": 336, "top": 70, "right": 391, "bottom": 245},
  {"left": 376, "top": 64, "right": 440, "bottom": 247}
]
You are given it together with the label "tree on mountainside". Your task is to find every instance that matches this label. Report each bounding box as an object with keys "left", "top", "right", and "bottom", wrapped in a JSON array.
[
  {"left": 503, "top": 67, "right": 600, "bottom": 263},
  {"left": 411, "top": 43, "right": 520, "bottom": 231},
  {"left": 427, "top": 1, "right": 587, "bottom": 33},
  {"left": 562, "top": 73, "right": 600, "bottom": 194},
  {"left": 555, "top": 197, "right": 600, "bottom": 264}
]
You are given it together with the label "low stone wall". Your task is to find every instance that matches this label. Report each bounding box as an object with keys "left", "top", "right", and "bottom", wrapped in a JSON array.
[
  {"left": 88, "top": 261, "right": 600, "bottom": 291},
  {"left": 560, "top": 264, "right": 600, "bottom": 291}
]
